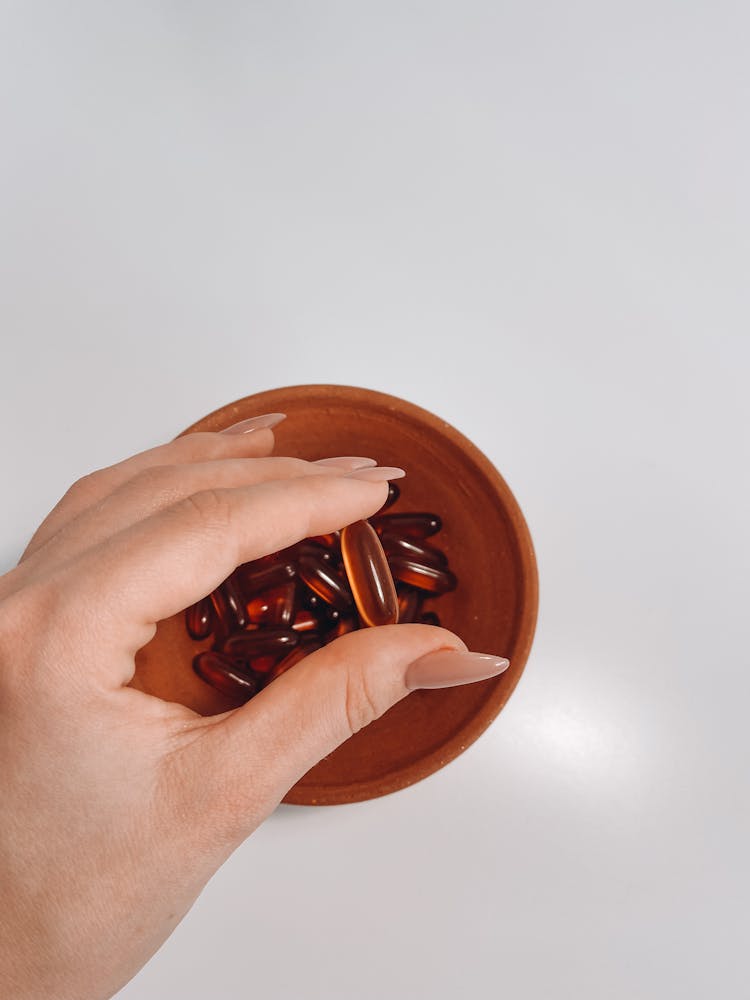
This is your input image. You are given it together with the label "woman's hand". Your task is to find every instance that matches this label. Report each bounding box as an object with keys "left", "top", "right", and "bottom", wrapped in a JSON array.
[{"left": 0, "top": 414, "right": 508, "bottom": 1000}]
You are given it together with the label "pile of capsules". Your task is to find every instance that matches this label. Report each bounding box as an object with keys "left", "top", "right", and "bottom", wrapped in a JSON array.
[{"left": 185, "top": 483, "right": 457, "bottom": 702}]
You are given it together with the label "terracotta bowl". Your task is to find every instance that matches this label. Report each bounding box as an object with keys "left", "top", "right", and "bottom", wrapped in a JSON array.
[{"left": 133, "top": 385, "right": 538, "bottom": 804}]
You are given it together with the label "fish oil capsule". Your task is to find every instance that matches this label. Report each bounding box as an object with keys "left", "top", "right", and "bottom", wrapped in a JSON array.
[
  {"left": 240, "top": 559, "right": 296, "bottom": 595},
  {"left": 185, "top": 597, "right": 215, "bottom": 639},
  {"left": 267, "top": 638, "right": 323, "bottom": 683},
  {"left": 298, "top": 553, "right": 354, "bottom": 612},
  {"left": 387, "top": 555, "right": 457, "bottom": 595},
  {"left": 246, "top": 582, "right": 296, "bottom": 627},
  {"left": 341, "top": 520, "right": 399, "bottom": 627},
  {"left": 371, "top": 512, "right": 442, "bottom": 540},
  {"left": 397, "top": 587, "right": 423, "bottom": 624},
  {"left": 210, "top": 572, "right": 249, "bottom": 630},
  {"left": 292, "top": 608, "right": 320, "bottom": 632},
  {"left": 379, "top": 481, "right": 401, "bottom": 511},
  {"left": 379, "top": 531, "right": 448, "bottom": 568},
  {"left": 193, "top": 651, "right": 259, "bottom": 701},
  {"left": 297, "top": 541, "right": 336, "bottom": 563},
  {"left": 308, "top": 531, "right": 341, "bottom": 548},
  {"left": 222, "top": 627, "right": 299, "bottom": 663},
  {"left": 419, "top": 611, "right": 441, "bottom": 626},
  {"left": 249, "top": 655, "right": 277, "bottom": 674},
  {"left": 324, "top": 615, "right": 358, "bottom": 643}
]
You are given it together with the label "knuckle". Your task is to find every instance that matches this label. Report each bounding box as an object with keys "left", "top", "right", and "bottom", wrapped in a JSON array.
[
  {"left": 343, "top": 665, "right": 382, "bottom": 736},
  {"left": 62, "top": 468, "right": 105, "bottom": 504},
  {"left": 180, "top": 488, "right": 235, "bottom": 533}
]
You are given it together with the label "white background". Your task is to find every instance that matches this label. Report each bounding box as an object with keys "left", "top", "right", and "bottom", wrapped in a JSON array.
[{"left": 2, "top": 3, "right": 748, "bottom": 998}]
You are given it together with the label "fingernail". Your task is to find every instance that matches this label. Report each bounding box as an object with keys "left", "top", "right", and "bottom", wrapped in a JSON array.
[
  {"left": 314, "top": 456, "right": 378, "bottom": 470},
  {"left": 220, "top": 413, "right": 287, "bottom": 434},
  {"left": 405, "top": 650, "right": 510, "bottom": 691},
  {"left": 345, "top": 466, "right": 406, "bottom": 482}
]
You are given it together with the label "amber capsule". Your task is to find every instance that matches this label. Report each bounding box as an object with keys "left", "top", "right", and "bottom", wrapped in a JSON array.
[
  {"left": 340, "top": 519, "right": 399, "bottom": 627},
  {"left": 324, "top": 615, "right": 358, "bottom": 643},
  {"left": 397, "top": 587, "right": 423, "bottom": 624},
  {"left": 292, "top": 608, "right": 320, "bottom": 633},
  {"left": 250, "top": 655, "right": 277, "bottom": 674},
  {"left": 240, "top": 559, "right": 296, "bottom": 595},
  {"left": 210, "top": 572, "right": 249, "bottom": 629},
  {"left": 297, "top": 553, "right": 353, "bottom": 611},
  {"left": 419, "top": 611, "right": 441, "bottom": 627},
  {"left": 185, "top": 597, "right": 215, "bottom": 639},
  {"left": 222, "top": 627, "right": 299, "bottom": 662},
  {"left": 246, "top": 582, "right": 296, "bottom": 627},
  {"left": 379, "top": 481, "right": 401, "bottom": 511},
  {"left": 193, "top": 651, "right": 259, "bottom": 701},
  {"left": 267, "top": 639, "right": 323, "bottom": 683},
  {"left": 371, "top": 512, "right": 442, "bottom": 540},
  {"left": 379, "top": 531, "right": 448, "bottom": 568},
  {"left": 308, "top": 531, "right": 341, "bottom": 548},
  {"left": 387, "top": 555, "right": 457, "bottom": 595}
]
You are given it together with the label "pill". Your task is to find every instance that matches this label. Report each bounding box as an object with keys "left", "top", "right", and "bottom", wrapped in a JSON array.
[
  {"left": 240, "top": 559, "right": 296, "bottom": 595},
  {"left": 246, "top": 582, "right": 296, "bottom": 627},
  {"left": 308, "top": 531, "right": 340, "bottom": 548},
  {"left": 210, "top": 572, "right": 249, "bottom": 629},
  {"left": 387, "top": 556, "right": 457, "bottom": 595},
  {"left": 379, "top": 531, "right": 448, "bottom": 568},
  {"left": 325, "top": 615, "right": 358, "bottom": 643},
  {"left": 193, "top": 651, "right": 259, "bottom": 701},
  {"left": 419, "top": 611, "right": 442, "bottom": 626},
  {"left": 397, "top": 587, "right": 423, "bottom": 624},
  {"left": 185, "top": 597, "right": 215, "bottom": 639},
  {"left": 249, "top": 655, "right": 277, "bottom": 674},
  {"left": 268, "top": 638, "right": 323, "bottom": 682},
  {"left": 292, "top": 609, "right": 319, "bottom": 632},
  {"left": 222, "top": 627, "right": 299, "bottom": 662},
  {"left": 298, "top": 553, "right": 353, "bottom": 611},
  {"left": 297, "top": 541, "right": 335, "bottom": 563},
  {"left": 341, "top": 520, "right": 399, "bottom": 627},
  {"left": 380, "top": 481, "right": 401, "bottom": 511},
  {"left": 372, "top": 512, "right": 442, "bottom": 540}
]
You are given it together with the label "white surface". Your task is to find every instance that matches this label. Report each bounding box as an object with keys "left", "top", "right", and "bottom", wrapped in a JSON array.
[{"left": 2, "top": 3, "right": 748, "bottom": 998}]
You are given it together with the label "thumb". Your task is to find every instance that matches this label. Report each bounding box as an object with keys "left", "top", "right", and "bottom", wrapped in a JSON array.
[{"left": 201, "top": 624, "right": 509, "bottom": 828}]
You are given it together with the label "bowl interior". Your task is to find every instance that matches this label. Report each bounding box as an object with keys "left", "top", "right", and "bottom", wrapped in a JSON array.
[{"left": 132, "top": 385, "right": 538, "bottom": 803}]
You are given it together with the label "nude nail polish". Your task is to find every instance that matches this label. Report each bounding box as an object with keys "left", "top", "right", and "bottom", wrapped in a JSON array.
[
  {"left": 405, "top": 650, "right": 509, "bottom": 691},
  {"left": 314, "top": 457, "right": 377, "bottom": 469},
  {"left": 220, "top": 413, "right": 287, "bottom": 434},
  {"left": 345, "top": 466, "right": 406, "bottom": 482}
]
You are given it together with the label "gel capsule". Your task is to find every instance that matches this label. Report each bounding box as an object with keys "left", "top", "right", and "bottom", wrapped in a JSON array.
[
  {"left": 210, "top": 572, "right": 249, "bottom": 629},
  {"left": 308, "top": 531, "right": 340, "bottom": 548},
  {"left": 292, "top": 609, "right": 320, "bottom": 632},
  {"left": 397, "top": 587, "right": 423, "bottom": 624},
  {"left": 246, "top": 582, "right": 296, "bottom": 627},
  {"left": 193, "top": 651, "right": 259, "bottom": 701},
  {"left": 324, "top": 615, "right": 358, "bottom": 643},
  {"left": 185, "top": 597, "right": 214, "bottom": 639},
  {"left": 379, "top": 481, "right": 400, "bottom": 511},
  {"left": 371, "top": 512, "right": 442, "bottom": 540},
  {"left": 341, "top": 519, "right": 399, "bottom": 627},
  {"left": 419, "top": 611, "right": 441, "bottom": 626},
  {"left": 240, "top": 559, "right": 296, "bottom": 595},
  {"left": 222, "top": 627, "right": 299, "bottom": 662},
  {"left": 268, "top": 638, "right": 322, "bottom": 682},
  {"left": 387, "top": 555, "right": 457, "bottom": 595},
  {"left": 379, "top": 531, "right": 448, "bottom": 568},
  {"left": 298, "top": 553, "right": 353, "bottom": 612}
]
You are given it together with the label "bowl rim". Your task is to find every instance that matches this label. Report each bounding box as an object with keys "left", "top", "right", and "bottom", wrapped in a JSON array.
[{"left": 179, "top": 383, "right": 539, "bottom": 804}]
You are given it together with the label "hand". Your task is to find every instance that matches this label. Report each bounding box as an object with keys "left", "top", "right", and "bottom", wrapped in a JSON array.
[{"left": 0, "top": 414, "right": 509, "bottom": 1000}]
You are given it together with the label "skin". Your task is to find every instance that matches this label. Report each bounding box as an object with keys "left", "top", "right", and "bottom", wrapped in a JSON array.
[{"left": 0, "top": 427, "right": 468, "bottom": 1000}]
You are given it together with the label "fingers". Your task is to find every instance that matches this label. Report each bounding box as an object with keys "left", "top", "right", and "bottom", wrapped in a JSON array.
[
  {"left": 20, "top": 418, "right": 283, "bottom": 562},
  {"left": 56, "top": 472, "right": 397, "bottom": 674},
  {"left": 16, "top": 456, "right": 376, "bottom": 580},
  {"left": 190, "top": 625, "right": 510, "bottom": 840}
]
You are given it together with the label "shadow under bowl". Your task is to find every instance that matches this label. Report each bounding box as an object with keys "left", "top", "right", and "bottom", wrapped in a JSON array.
[{"left": 132, "top": 384, "right": 538, "bottom": 804}]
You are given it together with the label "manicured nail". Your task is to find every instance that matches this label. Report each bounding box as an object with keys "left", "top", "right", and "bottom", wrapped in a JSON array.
[
  {"left": 345, "top": 466, "right": 406, "bottom": 482},
  {"left": 314, "top": 456, "right": 377, "bottom": 470},
  {"left": 405, "top": 650, "right": 510, "bottom": 691},
  {"left": 220, "top": 413, "right": 286, "bottom": 434}
]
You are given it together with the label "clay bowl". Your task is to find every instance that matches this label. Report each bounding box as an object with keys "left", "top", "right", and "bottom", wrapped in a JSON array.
[{"left": 133, "top": 385, "right": 538, "bottom": 804}]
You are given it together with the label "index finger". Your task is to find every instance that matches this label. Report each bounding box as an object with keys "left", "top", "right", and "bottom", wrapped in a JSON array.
[{"left": 58, "top": 469, "right": 403, "bottom": 667}]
